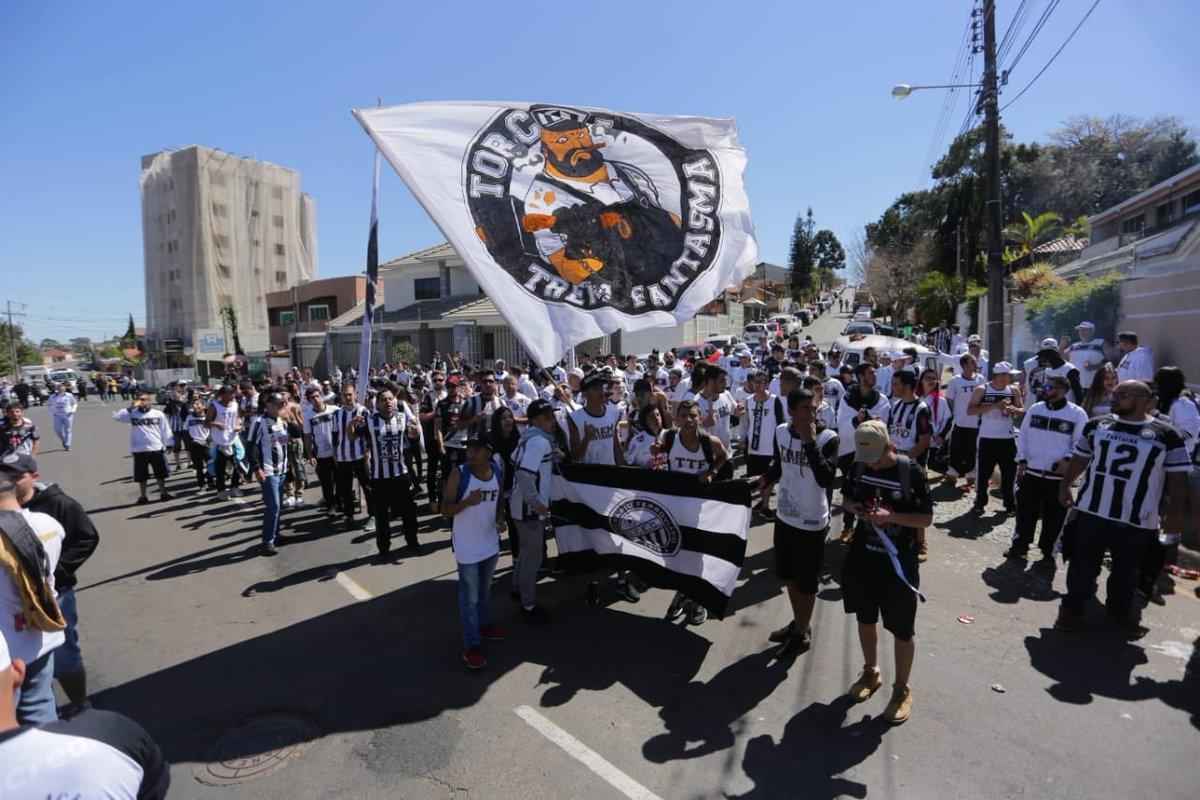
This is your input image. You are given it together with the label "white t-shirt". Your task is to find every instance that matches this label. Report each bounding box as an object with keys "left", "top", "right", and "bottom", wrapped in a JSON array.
[
  {"left": 625, "top": 429, "right": 662, "bottom": 469},
  {"left": 697, "top": 390, "right": 737, "bottom": 448},
  {"left": 947, "top": 374, "right": 986, "bottom": 429},
  {"left": 209, "top": 399, "right": 239, "bottom": 446},
  {"left": 0, "top": 509, "right": 65, "bottom": 664},
  {"left": 511, "top": 433, "right": 554, "bottom": 520},
  {"left": 451, "top": 466, "right": 501, "bottom": 565}
]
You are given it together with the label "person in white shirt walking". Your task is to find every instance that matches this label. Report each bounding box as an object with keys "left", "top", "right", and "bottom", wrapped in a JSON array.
[
  {"left": 1115, "top": 331, "right": 1154, "bottom": 383},
  {"left": 48, "top": 384, "right": 77, "bottom": 451},
  {"left": 509, "top": 400, "right": 558, "bottom": 623},
  {"left": 206, "top": 385, "right": 242, "bottom": 498},
  {"left": 112, "top": 392, "right": 173, "bottom": 504},
  {"left": 443, "top": 435, "right": 507, "bottom": 670}
]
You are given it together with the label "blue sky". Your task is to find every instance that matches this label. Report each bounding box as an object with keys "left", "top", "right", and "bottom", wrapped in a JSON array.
[{"left": 2, "top": 0, "right": 1196, "bottom": 344}]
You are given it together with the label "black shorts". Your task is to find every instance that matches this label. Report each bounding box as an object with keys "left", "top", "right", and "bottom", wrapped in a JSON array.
[
  {"left": 840, "top": 544, "right": 920, "bottom": 640},
  {"left": 746, "top": 454, "right": 772, "bottom": 477},
  {"left": 133, "top": 451, "right": 168, "bottom": 483},
  {"left": 774, "top": 521, "right": 827, "bottom": 593}
]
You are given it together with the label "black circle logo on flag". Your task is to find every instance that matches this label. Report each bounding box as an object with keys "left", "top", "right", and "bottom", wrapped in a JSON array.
[
  {"left": 610, "top": 497, "right": 682, "bottom": 557},
  {"left": 464, "top": 104, "right": 724, "bottom": 314}
]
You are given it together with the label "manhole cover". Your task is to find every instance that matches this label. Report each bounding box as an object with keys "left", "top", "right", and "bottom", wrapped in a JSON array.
[{"left": 196, "top": 713, "right": 321, "bottom": 786}]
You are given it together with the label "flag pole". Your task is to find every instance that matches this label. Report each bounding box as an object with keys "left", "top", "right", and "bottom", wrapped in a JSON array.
[{"left": 356, "top": 138, "right": 381, "bottom": 400}]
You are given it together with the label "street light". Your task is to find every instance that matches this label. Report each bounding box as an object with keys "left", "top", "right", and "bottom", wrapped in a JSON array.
[{"left": 891, "top": 82, "right": 981, "bottom": 99}]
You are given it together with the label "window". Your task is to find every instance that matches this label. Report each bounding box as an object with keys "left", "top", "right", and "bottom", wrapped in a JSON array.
[
  {"left": 209, "top": 171, "right": 226, "bottom": 187},
  {"left": 414, "top": 276, "right": 441, "bottom": 301},
  {"left": 307, "top": 304, "right": 330, "bottom": 322},
  {"left": 250, "top": 209, "right": 260, "bottom": 219},
  {"left": 1120, "top": 214, "right": 1145, "bottom": 235},
  {"left": 482, "top": 332, "right": 496, "bottom": 360},
  {"left": 275, "top": 270, "right": 287, "bottom": 284},
  {"left": 279, "top": 310, "right": 296, "bottom": 326},
  {"left": 167, "top": 209, "right": 176, "bottom": 224},
  {"left": 272, "top": 214, "right": 284, "bottom": 228},
  {"left": 252, "top": 238, "right": 261, "bottom": 247},
  {"left": 213, "top": 234, "right": 231, "bottom": 249},
  {"left": 217, "top": 263, "right": 232, "bottom": 278},
  {"left": 212, "top": 203, "right": 228, "bottom": 218},
  {"left": 271, "top": 186, "right": 283, "bottom": 199},
  {"left": 274, "top": 243, "right": 286, "bottom": 256},
  {"left": 1184, "top": 189, "right": 1200, "bottom": 215}
]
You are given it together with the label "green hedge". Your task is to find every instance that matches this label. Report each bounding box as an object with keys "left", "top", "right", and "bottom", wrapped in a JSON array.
[{"left": 1025, "top": 272, "right": 1122, "bottom": 342}]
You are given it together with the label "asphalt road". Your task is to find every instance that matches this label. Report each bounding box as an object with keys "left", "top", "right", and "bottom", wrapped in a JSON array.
[{"left": 26, "top": 298, "right": 1200, "bottom": 799}]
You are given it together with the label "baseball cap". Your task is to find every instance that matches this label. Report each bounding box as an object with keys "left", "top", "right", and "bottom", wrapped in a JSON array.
[
  {"left": 0, "top": 452, "right": 37, "bottom": 475},
  {"left": 992, "top": 361, "right": 1014, "bottom": 375},
  {"left": 567, "top": 368, "right": 584, "bottom": 379},
  {"left": 581, "top": 369, "right": 611, "bottom": 391},
  {"left": 527, "top": 399, "right": 555, "bottom": 419},
  {"left": 1076, "top": 320, "right": 1095, "bottom": 329},
  {"left": 967, "top": 334, "right": 982, "bottom": 344},
  {"left": 1040, "top": 337, "right": 1058, "bottom": 348},
  {"left": 854, "top": 419, "right": 890, "bottom": 463}
]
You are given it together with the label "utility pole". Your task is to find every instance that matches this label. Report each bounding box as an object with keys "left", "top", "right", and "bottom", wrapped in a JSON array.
[
  {"left": 982, "top": 0, "right": 1006, "bottom": 364},
  {"left": 5, "top": 300, "right": 28, "bottom": 382}
]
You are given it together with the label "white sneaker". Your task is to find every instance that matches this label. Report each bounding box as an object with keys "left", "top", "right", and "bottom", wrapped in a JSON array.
[
  {"left": 283, "top": 496, "right": 295, "bottom": 508},
  {"left": 293, "top": 496, "right": 305, "bottom": 507}
]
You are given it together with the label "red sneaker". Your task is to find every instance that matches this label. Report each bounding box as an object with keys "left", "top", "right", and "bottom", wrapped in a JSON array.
[
  {"left": 462, "top": 647, "right": 486, "bottom": 670},
  {"left": 480, "top": 624, "right": 507, "bottom": 642}
]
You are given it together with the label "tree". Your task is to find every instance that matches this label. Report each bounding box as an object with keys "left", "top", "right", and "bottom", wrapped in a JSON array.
[
  {"left": 788, "top": 209, "right": 816, "bottom": 301},
  {"left": 220, "top": 306, "right": 244, "bottom": 355},
  {"left": 1, "top": 322, "right": 41, "bottom": 379},
  {"left": 68, "top": 337, "right": 93, "bottom": 353},
  {"left": 40, "top": 338, "right": 63, "bottom": 350},
  {"left": 1002, "top": 211, "right": 1062, "bottom": 268},
  {"left": 122, "top": 313, "right": 137, "bottom": 344},
  {"left": 812, "top": 229, "right": 846, "bottom": 291}
]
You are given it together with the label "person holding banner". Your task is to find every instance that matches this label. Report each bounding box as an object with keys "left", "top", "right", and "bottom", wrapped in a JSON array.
[
  {"left": 758, "top": 388, "right": 839, "bottom": 657},
  {"left": 839, "top": 420, "right": 933, "bottom": 725}
]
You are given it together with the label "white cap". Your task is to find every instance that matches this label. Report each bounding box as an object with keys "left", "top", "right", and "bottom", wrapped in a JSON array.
[
  {"left": 567, "top": 368, "right": 584, "bottom": 379},
  {"left": 1040, "top": 337, "right": 1058, "bottom": 348},
  {"left": 967, "top": 334, "right": 982, "bottom": 344},
  {"left": 992, "top": 361, "right": 1014, "bottom": 375},
  {"left": 0, "top": 630, "right": 10, "bottom": 672},
  {"left": 1076, "top": 320, "right": 1095, "bottom": 329}
]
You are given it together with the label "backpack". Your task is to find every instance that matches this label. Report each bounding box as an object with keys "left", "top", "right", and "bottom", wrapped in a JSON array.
[{"left": 453, "top": 457, "right": 504, "bottom": 503}]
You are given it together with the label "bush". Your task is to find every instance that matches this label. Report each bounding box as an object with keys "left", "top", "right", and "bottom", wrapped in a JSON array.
[
  {"left": 1025, "top": 272, "right": 1122, "bottom": 342},
  {"left": 1010, "top": 263, "right": 1066, "bottom": 301}
]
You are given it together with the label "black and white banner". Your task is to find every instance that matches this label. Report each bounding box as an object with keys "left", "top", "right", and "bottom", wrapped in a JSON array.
[
  {"left": 353, "top": 101, "right": 758, "bottom": 367},
  {"left": 551, "top": 464, "right": 751, "bottom": 618}
]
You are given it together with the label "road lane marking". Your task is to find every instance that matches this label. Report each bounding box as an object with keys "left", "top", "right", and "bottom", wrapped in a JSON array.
[
  {"left": 514, "top": 705, "right": 663, "bottom": 800},
  {"left": 335, "top": 571, "right": 373, "bottom": 601}
]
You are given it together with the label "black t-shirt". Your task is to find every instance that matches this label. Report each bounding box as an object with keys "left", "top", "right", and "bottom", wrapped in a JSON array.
[
  {"left": 847, "top": 458, "right": 933, "bottom": 553},
  {"left": 436, "top": 395, "right": 466, "bottom": 449}
]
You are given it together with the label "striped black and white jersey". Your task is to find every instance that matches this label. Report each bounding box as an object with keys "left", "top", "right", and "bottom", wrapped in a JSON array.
[
  {"left": 887, "top": 398, "right": 932, "bottom": 453},
  {"left": 332, "top": 404, "right": 368, "bottom": 462},
  {"left": 977, "top": 383, "right": 1018, "bottom": 439},
  {"left": 1072, "top": 415, "right": 1191, "bottom": 530},
  {"left": 364, "top": 409, "right": 414, "bottom": 479},
  {"left": 304, "top": 407, "right": 338, "bottom": 459},
  {"left": 247, "top": 415, "right": 289, "bottom": 476}
]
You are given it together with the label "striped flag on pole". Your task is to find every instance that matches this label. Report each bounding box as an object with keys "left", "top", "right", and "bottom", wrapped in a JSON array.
[
  {"left": 356, "top": 150, "right": 380, "bottom": 399},
  {"left": 551, "top": 465, "right": 751, "bottom": 618}
]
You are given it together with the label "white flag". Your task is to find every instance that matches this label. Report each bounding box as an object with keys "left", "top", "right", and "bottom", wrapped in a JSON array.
[{"left": 353, "top": 101, "right": 759, "bottom": 367}]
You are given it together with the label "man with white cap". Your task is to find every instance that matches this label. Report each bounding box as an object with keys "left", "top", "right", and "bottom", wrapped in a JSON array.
[
  {"left": 1024, "top": 337, "right": 1061, "bottom": 407},
  {"left": 1114, "top": 331, "right": 1154, "bottom": 384},
  {"left": 967, "top": 361, "right": 1023, "bottom": 513},
  {"left": 1025, "top": 342, "right": 1084, "bottom": 407},
  {"left": 955, "top": 335, "right": 989, "bottom": 378},
  {"left": 0, "top": 629, "right": 170, "bottom": 797},
  {"left": 1063, "top": 321, "right": 1107, "bottom": 390}
]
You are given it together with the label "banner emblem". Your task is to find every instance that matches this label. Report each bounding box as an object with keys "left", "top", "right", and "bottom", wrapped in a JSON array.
[
  {"left": 609, "top": 497, "right": 682, "bottom": 556},
  {"left": 465, "top": 104, "right": 723, "bottom": 314}
]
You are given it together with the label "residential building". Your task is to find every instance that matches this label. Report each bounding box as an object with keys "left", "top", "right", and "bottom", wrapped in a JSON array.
[
  {"left": 139, "top": 145, "right": 318, "bottom": 356},
  {"left": 1053, "top": 163, "right": 1200, "bottom": 385},
  {"left": 320, "top": 241, "right": 747, "bottom": 375},
  {"left": 266, "top": 275, "right": 367, "bottom": 350}
]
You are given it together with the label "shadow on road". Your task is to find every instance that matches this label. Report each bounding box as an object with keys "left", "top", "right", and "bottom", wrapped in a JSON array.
[
  {"left": 1024, "top": 628, "right": 1199, "bottom": 728},
  {"left": 92, "top": 575, "right": 713, "bottom": 766},
  {"left": 935, "top": 509, "right": 1004, "bottom": 540},
  {"left": 980, "top": 558, "right": 1060, "bottom": 605},
  {"left": 730, "top": 696, "right": 881, "bottom": 799}
]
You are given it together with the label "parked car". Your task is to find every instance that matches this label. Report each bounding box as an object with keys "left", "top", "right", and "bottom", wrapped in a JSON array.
[
  {"left": 46, "top": 369, "right": 79, "bottom": 393},
  {"left": 842, "top": 320, "right": 877, "bottom": 336},
  {"left": 767, "top": 314, "right": 800, "bottom": 337},
  {"left": 834, "top": 334, "right": 945, "bottom": 378}
]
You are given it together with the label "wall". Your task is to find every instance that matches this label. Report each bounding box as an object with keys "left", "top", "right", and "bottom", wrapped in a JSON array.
[
  {"left": 382, "top": 262, "right": 479, "bottom": 311},
  {"left": 1120, "top": 272, "right": 1200, "bottom": 388}
]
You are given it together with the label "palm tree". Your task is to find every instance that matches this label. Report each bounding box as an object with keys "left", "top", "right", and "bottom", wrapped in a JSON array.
[{"left": 1003, "top": 211, "right": 1063, "bottom": 268}]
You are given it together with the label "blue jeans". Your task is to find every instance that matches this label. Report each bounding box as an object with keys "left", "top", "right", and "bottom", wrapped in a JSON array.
[
  {"left": 53, "top": 415, "right": 73, "bottom": 448},
  {"left": 53, "top": 588, "right": 83, "bottom": 675},
  {"left": 16, "top": 651, "right": 57, "bottom": 725},
  {"left": 457, "top": 554, "right": 498, "bottom": 649},
  {"left": 260, "top": 474, "right": 284, "bottom": 545}
]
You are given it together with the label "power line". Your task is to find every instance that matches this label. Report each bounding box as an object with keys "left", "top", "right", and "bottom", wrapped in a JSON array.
[
  {"left": 1003, "top": 0, "right": 1061, "bottom": 76},
  {"left": 920, "top": 10, "right": 977, "bottom": 183},
  {"left": 996, "top": 0, "right": 1031, "bottom": 63},
  {"left": 1002, "top": 0, "right": 1103, "bottom": 111}
]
